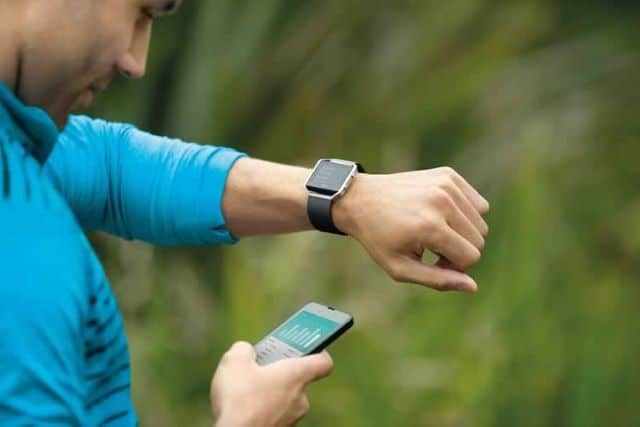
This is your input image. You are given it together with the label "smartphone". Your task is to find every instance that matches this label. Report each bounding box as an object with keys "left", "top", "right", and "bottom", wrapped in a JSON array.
[{"left": 254, "top": 302, "right": 354, "bottom": 366}]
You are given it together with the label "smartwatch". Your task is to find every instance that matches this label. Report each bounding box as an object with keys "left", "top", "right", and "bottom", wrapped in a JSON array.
[{"left": 304, "top": 159, "right": 366, "bottom": 235}]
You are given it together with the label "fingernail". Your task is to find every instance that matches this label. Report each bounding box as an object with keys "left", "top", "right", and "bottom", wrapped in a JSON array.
[{"left": 459, "top": 282, "right": 478, "bottom": 293}]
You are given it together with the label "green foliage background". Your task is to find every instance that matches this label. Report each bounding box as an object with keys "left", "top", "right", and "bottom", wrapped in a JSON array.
[{"left": 88, "top": 1, "right": 640, "bottom": 425}]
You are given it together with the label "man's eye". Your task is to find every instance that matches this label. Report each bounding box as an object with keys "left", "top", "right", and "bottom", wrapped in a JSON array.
[{"left": 163, "top": 1, "right": 177, "bottom": 13}]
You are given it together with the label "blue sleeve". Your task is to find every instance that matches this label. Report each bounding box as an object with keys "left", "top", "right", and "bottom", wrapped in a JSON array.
[{"left": 45, "top": 115, "right": 247, "bottom": 245}]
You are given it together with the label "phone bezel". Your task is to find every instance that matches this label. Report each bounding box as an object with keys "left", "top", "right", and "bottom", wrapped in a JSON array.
[{"left": 298, "top": 302, "right": 353, "bottom": 354}]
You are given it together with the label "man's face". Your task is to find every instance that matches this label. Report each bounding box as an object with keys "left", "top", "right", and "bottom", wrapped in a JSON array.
[{"left": 17, "top": 0, "right": 180, "bottom": 128}]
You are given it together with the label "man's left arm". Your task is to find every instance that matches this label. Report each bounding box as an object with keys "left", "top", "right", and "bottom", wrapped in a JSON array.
[
  {"left": 222, "top": 158, "right": 490, "bottom": 292},
  {"left": 47, "top": 115, "right": 490, "bottom": 292}
]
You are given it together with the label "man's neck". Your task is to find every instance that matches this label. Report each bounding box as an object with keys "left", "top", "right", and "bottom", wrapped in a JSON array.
[{"left": 0, "top": 3, "right": 26, "bottom": 93}]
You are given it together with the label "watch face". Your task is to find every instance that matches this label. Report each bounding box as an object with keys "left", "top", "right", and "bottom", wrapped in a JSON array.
[{"left": 306, "top": 160, "right": 355, "bottom": 196}]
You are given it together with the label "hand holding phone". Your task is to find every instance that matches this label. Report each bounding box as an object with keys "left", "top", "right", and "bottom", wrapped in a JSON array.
[
  {"left": 211, "top": 342, "right": 333, "bottom": 427},
  {"left": 210, "top": 302, "right": 353, "bottom": 426},
  {"left": 254, "top": 302, "right": 354, "bottom": 365}
]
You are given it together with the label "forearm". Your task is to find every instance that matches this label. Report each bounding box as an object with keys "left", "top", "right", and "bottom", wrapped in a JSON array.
[
  {"left": 222, "top": 157, "right": 371, "bottom": 238},
  {"left": 221, "top": 157, "right": 314, "bottom": 237}
]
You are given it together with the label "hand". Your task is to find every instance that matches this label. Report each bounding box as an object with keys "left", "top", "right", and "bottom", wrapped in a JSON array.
[
  {"left": 334, "top": 167, "right": 490, "bottom": 292},
  {"left": 211, "top": 342, "right": 334, "bottom": 427}
]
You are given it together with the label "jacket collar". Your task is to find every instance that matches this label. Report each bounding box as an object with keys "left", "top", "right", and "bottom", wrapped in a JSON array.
[{"left": 0, "top": 83, "right": 59, "bottom": 164}]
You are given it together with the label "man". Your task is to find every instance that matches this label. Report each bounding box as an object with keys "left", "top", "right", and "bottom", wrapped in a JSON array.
[{"left": 0, "top": 0, "right": 489, "bottom": 425}]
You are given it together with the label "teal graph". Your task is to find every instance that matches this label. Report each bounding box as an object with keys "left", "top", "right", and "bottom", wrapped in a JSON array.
[{"left": 273, "top": 311, "right": 339, "bottom": 353}]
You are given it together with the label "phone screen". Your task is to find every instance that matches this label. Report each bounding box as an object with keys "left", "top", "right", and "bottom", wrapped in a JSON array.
[{"left": 255, "top": 303, "right": 353, "bottom": 365}]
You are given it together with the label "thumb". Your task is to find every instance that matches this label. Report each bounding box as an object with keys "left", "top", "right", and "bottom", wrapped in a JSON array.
[
  {"left": 400, "top": 256, "right": 478, "bottom": 292},
  {"left": 225, "top": 341, "right": 257, "bottom": 362}
]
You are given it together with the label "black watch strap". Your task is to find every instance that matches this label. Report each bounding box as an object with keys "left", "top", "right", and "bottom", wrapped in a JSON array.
[
  {"left": 308, "top": 194, "right": 346, "bottom": 235},
  {"left": 307, "top": 162, "right": 365, "bottom": 236}
]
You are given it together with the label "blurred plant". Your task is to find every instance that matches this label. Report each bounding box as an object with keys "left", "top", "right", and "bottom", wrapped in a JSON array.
[{"left": 89, "top": 1, "right": 640, "bottom": 425}]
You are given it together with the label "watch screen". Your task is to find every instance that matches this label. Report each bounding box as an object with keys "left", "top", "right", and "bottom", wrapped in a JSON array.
[{"left": 306, "top": 160, "right": 354, "bottom": 195}]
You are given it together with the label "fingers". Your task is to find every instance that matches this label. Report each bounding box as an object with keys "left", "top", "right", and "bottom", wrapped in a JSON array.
[
  {"left": 424, "top": 222, "right": 480, "bottom": 271},
  {"left": 423, "top": 173, "right": 488, "bottom": 269},
  {"left": 388, "top": 256, "right": 478, "bottom": 292},
  {"left": 299, "top": 352, "right": 334, "bottom": 383},
  {"left": 437, "top": 167, "right": 490, "bottom": 215},
  {"left": 294, "top": 394, "right": 311, "bottom": 423},
  {"left": 275, "top": 351, "right": 334, "bottom": 386},
  {"left": 442, "top": 179, "right": 489, "bottom": 238},
  {"left": 445, "top": 200, "right": 485, "bottom": 251}
]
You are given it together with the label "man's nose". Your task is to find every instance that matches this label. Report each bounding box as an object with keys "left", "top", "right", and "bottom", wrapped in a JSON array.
[
  {"left": 116, "top": 52, "right": 147, "bottom": 79},
  {"left": 116, "top": 20, "right": 152, "bottom": 79}
]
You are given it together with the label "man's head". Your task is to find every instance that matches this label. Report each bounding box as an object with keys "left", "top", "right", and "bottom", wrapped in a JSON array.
[{"left": 3, "top": 0, "right": 181, "bottom": 128}]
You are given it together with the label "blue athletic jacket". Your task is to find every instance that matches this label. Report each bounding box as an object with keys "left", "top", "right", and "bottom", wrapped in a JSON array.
[{"left": 0, "top": 83, "right": 245, "bottom": 425}]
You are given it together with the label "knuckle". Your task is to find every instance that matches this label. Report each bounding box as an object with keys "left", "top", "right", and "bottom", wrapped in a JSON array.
[
  {"left": 457, "top": 260, "right": 472, "bottom": 271},
  {"left": 439, "top": 175, "right": 457, "bottom": 192},
  {"left": 449, "top": 168, "right": 463, "bottom": 181},
  {"left": 322, "top": 353, "right": 335, "bottom": 373},
  {"left": 442, "top": 166, "right": 460, "bottom": 182},
  {"left": 387, "top": 265, "right": 402, "bottom": 282},
  {"left": 472, "top": 248, "right": 481, "bottom": 263},
  {"left": 433, "top": 283, "right": 448, "bottom": 292},
  {"left": 427, "top": 279, "right": 448, "bottom": 292},
  {"left": 387, "top": 263, "right": 407, "bottom": 282},
  {"left": 439, "top": 166, "right": 457, "bottom": 177},
  {"left": 437, "top": 283, "right": 457, "bottom": 292},
  {"left": 421, "top": 215, "right": 444, "bottom": 237},
  {"left": 300, "top": 395, "right": 311, "bottom": 413},
  {"left": 428, "top": 188, "right": 453, "bottom": 210},
  {"left": 477, "top": 237, "right": 486, "bottom": 251},
  {"left": 326, "top": 361, "right": 335, "bottom": 376},
  {"left": 433, "top": 275, "right": 462, "bottom": 292},
  {"left": 293, "top": 396, "right": 311, "bottom": 421},
  {"left": 464, "top": 248, "right": 481, "bottom": 268}
]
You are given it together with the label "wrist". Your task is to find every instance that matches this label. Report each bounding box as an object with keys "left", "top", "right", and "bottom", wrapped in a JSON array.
[
  {"left": 214, "top": 412, "right": 255, "bottom": 427},
  {"left": 332, "top": 172, "right": 371, "bottom": 237}
]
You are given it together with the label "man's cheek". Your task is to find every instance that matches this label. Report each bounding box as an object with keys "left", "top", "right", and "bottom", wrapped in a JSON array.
[{"left": 103, "top": 31, "right": 134, "bottom": 66}]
